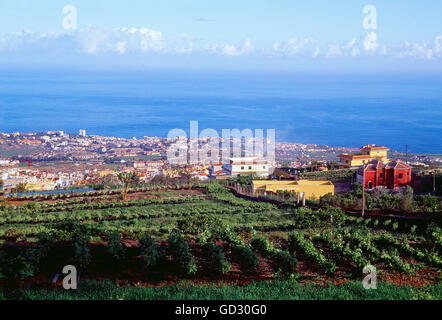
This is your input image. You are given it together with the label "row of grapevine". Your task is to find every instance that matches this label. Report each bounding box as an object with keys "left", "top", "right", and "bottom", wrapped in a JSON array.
[{"left": 288, "top": 232, "right": 336, "bottom": 274}]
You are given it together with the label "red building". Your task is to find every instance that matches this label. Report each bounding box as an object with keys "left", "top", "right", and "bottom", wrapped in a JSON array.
[{"left": 356, "top": 160, "right": 411, "bottom": 189}]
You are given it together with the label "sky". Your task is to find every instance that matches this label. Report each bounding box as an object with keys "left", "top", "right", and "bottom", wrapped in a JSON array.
[{"left": 1, "top": 0, "right": 442, "bottom": 72}]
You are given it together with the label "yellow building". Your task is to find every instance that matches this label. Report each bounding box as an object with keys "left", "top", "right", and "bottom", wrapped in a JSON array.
[
  {"left": 252, "top": 180, "right": 334, "bottom": 200},
  {"left": 338, "top": 144, "right": 390, "bottom": 168},
  {"left": 98, "top": 170, "right": 117, "bottom": 177}
]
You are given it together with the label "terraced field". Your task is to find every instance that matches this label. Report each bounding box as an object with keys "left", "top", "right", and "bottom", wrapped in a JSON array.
[{"left": 0, "top": 183, "right": 440, "bottom": 299}]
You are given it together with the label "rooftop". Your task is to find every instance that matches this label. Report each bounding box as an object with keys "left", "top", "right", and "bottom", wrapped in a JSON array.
[{"left": 360, "top": 144, "right": 390, "bottom": 151}]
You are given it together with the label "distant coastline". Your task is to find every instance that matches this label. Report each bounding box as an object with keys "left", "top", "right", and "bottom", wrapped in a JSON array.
[
  {"left": 1, "top": 71, "right": 441, "bottom": 154},
  {"left": 0, "top": 131, "right": 441, "bottom": 158}
]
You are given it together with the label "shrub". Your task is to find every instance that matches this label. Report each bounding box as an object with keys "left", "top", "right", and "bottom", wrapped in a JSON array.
[
  {"left": 231, "top": 244, "right": 258, "bottom": 273},
  {"left": 107, "top": 231, "right": 125, "bottom": 260},
  {"left": 0, "top": 246, "right": 35, "bottom": 280},
  {"left": 250, "top": 236, "right": 297, "bottom": 275},
  {"left": 72, "top": 226, "right": 91, "bottom": 269},
  {"left": 168, "top": 231, "right": 197, "bottom": 275},
  {"left": 288, "top": 232, "right": 335, "bottom": 275},
  {"left": 139, "top": 234, "right": 163, "bottom": 268},
  {"left": 203, "top": 241, "right": 231, "bottom": 274},
  {"left": 271, "top": 250, "right": 297, "bottom": 274},
  {"left": 29, "top": 233, "right": 54, "bottom": 271},
  {"left": 177, "top": 214, "right": 223, "bottom": 236},
  {"left": 250, "top": 236, "right": 269, "bottom": 254}
]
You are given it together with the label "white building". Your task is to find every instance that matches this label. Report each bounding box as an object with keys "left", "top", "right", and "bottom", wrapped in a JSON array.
[
  {"left": 223, "top": 157, "right": 270, "bottom": 177},
  {"left": 79, "top": 129, "right": 86, "bottom": 137},
  {"left": 0, "top": 159, "right": 10, "bottom": 166}
]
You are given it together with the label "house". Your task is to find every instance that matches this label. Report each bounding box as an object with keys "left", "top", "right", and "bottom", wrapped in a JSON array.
[
  {"left": 338, "top": 144, "right": 390, "bottom": 168},
  {"left": 133, "top": 160, "right": 164, "bottom": 174},
  {"left": 133, "top": 161, "right": 146, "bottom": 169},
  {"left": 208, "top": 162, "right": 230, "bottom": 179},
  {"left": 223, "top": 157, "right": 270, "bottom": 177},
  {"left": 252, "top": 180, "right": 334, "bottom": 200},
  {"left": 356, "top": 159, "right": 411, "bottom": 189}
]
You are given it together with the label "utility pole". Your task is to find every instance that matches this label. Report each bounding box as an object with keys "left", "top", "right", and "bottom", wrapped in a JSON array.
[
  {"left": 434, "top": 171, "right": 436, "bottom": 195},
  {"left": 362, "top": 161, "right": 366, "bottom": 217}
]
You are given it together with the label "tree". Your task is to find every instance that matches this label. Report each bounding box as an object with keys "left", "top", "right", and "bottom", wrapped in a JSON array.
[
  {"left": 117, "top": 172, "right": 139, "bottom": 200},
  {"left": 402, "top": 186, "right": 414, "bottom": 212},
  {"left": 99, "top": 174, "right": 120, "bottom": 187},
  {"left": 235, "top": 174, "right": 260, "bottom": 188},
  {"left": 310, "top": 161, "right": 321, "bottom": 172},
  {"left": 12, "top": 183, "right": 28, "bottom": 193},
  {"left": 328, "top": 161, "right": 339, "bottom": 170},
  {"left": 150, "top": 174, "right": 169, "bottom": 185},
  {"left": 428, "top": 162, "right": 440, "bottom": 170}
]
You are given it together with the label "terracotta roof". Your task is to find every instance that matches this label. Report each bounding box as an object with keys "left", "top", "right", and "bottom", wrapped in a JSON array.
[
  {"left": 357, "top": 159, "right": 410, "bottom": 174},
  {"left": 385, "top": 160, "right": 411, "bottom": 170}
]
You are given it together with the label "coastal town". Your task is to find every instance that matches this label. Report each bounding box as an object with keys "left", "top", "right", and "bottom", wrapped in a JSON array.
[{"left": 0, "top": 130, "right": 440, "bottom": 194}]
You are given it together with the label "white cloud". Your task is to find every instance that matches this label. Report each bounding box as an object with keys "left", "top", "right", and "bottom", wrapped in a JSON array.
[
  {"left": 433, "top": 35, "right": 442, "bottom": 54},
  {"left": 384, "top": 35, "right": 442, "bottom": 60},
  {"left": 397, "top": 41, "right": 434, "bottom": 60},
  {"left": 116, "top": 41, "right": 127, "bottom": 54},
  {"left": 0, "top": 26, "right": 442, "bottom": 62},
  {"left": 312, "top": 47, "right": 320, "bottom": 58},
  {"left": 0, "top": 25, "right": 184, "bottom": 55},
  {"left": 212, "top": 38, "right": 253, "bottom": 56},
  {"left": 342, "top": 38, "right": 360, "bottom": 57},
  {"left": 272, "top": 37, "right": 316, "bottom": 56},
  {"left": 325, "top": 44, "right": 342, "bottom": 58}
]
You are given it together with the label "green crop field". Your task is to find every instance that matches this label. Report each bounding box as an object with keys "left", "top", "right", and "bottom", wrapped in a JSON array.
[{"left": 0, "top": 183, "right": 440, "bottom": 300}]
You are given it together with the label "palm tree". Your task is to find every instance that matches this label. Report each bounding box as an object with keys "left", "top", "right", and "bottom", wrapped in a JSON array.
[{"left": 117, "top": 172, "right": 139, "bottom": 200}]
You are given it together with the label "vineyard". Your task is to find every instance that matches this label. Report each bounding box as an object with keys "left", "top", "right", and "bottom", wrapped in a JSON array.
[{"left": 0, "top": 183, "right": 440, "bottom": 299}]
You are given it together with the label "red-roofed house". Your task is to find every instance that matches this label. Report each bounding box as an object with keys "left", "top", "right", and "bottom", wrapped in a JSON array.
[{"left": 357, "top": 159, "right": 411, "bottom": 189}]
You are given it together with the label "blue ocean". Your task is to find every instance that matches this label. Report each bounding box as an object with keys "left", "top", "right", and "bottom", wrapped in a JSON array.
[{"left": 0, "top": 69, "right": 441, "bottom": 154}]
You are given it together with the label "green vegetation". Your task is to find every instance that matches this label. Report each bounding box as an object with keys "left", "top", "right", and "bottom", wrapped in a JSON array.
[
  {"left": 72, "top": 225, "right": 91, "bottom": 269},
  {"left": 11, "top": 182, "right": 28, "bottom": 193},
  {"left": 0, "top": 183, "right": 440, "bottom": 300},
  {"left": 300, "top": 169, "right": 356, "bottom": 182},
  {"left": 117, "top": 172, "right": 140, "bottom": 200},
  {"left": 320, "top": 183, "right": 442, "bottom": 213},
  {"left": 202, "top": 241, "right": 231, "bottom": 274},
  {"left": 250, "top": 236, "right": 297, "bottom": 274},
  {"left": 288, "top": 232, "right": 336, "bottom": 275},
  {"left": 106, "top": 230, "right": 125, "bottom": 261},
  {"left": 139, "top": 234, "right": 163, "bottom": 268},
  {"left": 2, "top": 280, "right": 441, "bottom": 300},
  {"left": 168, "top": 231, "right": 197, "bottom": 275},
  {"left": 231, "top": 244, "right": 259, "bottom": 274}
]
